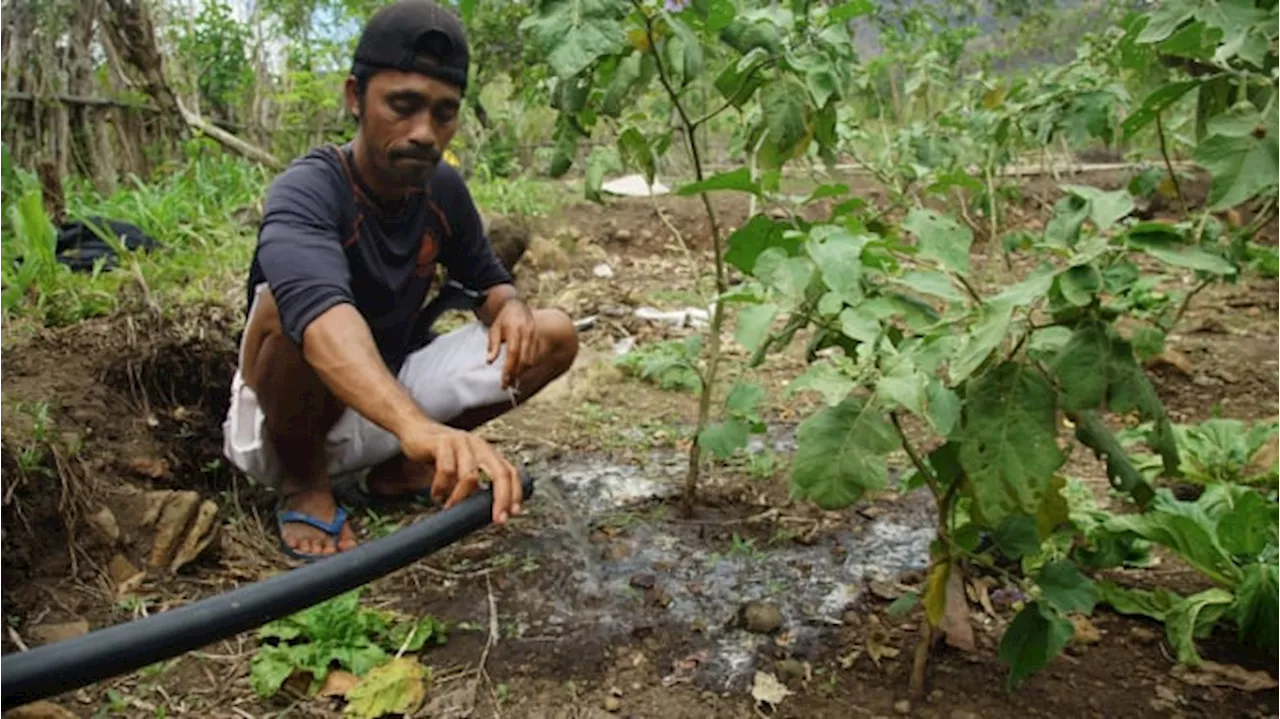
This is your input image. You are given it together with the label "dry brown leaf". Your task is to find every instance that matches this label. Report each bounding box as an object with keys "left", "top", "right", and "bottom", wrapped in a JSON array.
[
  {"left": 940, "top": 564, "right": 976, "bottom": 652},
  {"left": 318, "top": 670, "right": 360, "bottom": 698},
  {"left": 1171, "top": 661, "right": 1279, "bottom": 692},
  {"left": 125, "top": 457, "right": 171, "bottom": 479},
  {"left": 750, "top": 671, "right": 792, "bottom": 708},
  {"left": 866, "top": 639, "right": 900, "bottom": 667}
]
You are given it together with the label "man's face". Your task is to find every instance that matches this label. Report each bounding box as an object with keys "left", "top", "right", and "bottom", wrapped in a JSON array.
[{"left": 349, "top": 68, "right": 461, "bottom": 188}]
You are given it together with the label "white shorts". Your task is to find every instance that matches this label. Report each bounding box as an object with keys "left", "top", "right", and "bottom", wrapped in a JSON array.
[{"left": 221, "top": 283, "right": 513, "bottom": 491}]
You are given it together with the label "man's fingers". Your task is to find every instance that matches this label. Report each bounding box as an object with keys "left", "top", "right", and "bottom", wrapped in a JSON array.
[
  {"left": 431, "top": 442, "right": 457, "bottom": 503},
  {"left": 503, "top": 330, "right": 523, "bottom": 389},
  {"left": 487, "top": 324, "right": 501, "bottom": 364}
]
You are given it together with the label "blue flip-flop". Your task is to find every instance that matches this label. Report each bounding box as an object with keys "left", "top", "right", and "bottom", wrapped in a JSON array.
[{"left": 275, "top": 502, "right": 351, "bottom": 562}]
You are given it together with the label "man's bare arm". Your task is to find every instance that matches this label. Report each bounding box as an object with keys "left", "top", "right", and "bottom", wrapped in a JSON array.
[
  {"left": 475, "top": 283, "right": 520, "bottom": 326},
  {"left": 301, "top": 302, "right": 435, "bottom": 439}
]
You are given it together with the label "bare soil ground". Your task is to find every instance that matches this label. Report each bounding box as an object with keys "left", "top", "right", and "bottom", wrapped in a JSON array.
[{"left": 2, "top": 170, "right": 1277, "bottom": 719}]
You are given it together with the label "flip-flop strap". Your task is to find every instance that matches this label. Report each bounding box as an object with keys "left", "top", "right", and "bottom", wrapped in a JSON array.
[{"left": 278, "top": 506, "right": 349, "bottom": 536}]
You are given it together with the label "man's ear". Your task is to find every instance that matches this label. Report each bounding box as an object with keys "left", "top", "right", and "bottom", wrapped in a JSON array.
[{"left": 344, "top": 75, "right": 360, "bottom": 119}]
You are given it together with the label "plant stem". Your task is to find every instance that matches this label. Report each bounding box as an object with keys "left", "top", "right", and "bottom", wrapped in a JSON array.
[
  {"left": 891, "top": 412, "right": 939, "bottom": 500},
  {"left": 1160, "top": 277, "right": 1212, "bottom": 334},
  {"left": 1155, "top": 111, "right": 1187, "bottom": 215},
  {"left": 635, "top": 1, "right": 728, "bottom": 517}
]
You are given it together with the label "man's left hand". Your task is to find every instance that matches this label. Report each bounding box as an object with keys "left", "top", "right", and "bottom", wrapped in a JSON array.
[{"left": 487, "top": 298, "right": 539, "bottom": 389}]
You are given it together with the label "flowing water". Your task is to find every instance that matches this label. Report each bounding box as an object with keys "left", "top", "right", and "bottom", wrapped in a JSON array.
[{"left": 504, "top": 430, "right": 935, "bottom": 692}]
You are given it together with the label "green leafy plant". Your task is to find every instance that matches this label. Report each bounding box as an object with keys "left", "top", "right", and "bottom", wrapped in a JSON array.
[
  {"left": 249, "top": 589, "right": 447, "bottom": 698},
  {"left": 1094, "top": 484, "right": 1279, "bottom": 664},
  {"left": 522, "top": 0, "right": 856, "bottom": 513},
  {"left": 1124, "top": 417, "right": 1279, "bottom": 487}
]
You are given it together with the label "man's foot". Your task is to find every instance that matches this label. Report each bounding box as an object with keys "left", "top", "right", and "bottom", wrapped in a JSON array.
[
  {"left": 331, "top": 458, "right": 435, "bottom": 510},
  {"left": 276, "top": 489, "right": 358, "bottom": 559}
]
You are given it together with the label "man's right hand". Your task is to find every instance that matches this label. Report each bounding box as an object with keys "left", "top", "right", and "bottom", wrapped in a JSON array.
[{"left": 399, "top": 423, "right": 523, "bottom": 524}]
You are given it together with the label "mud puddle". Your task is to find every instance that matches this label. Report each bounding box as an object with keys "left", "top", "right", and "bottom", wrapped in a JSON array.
[{"left": 507, "top": 434, "right": 935, "bottom": 693}]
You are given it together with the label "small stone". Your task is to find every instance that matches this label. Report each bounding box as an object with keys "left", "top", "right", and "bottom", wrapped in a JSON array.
[
  {"left": 29, "top": 620, "right": 90, "bottom": 645},
  {"left": 87, "top": 506, "right": 121, "bottom": 545},
  {"left": 108, "top": 553, "right": 144, "bottom": 593},
  {"left": 777, "top": 659, "right": 806, "bottom": 680},
  {"left": 629, "top": 573, "right": 656, "bottom": 590},
  {"left": 842, "top": 610, "right": 862, "bottom": 626},
  {"left": 604, "top": 696, "right": 621, "bottom": 713},
  {"left": 613, "top": 229, "right": 634, "bottom": 243},
  {"left": 869, "top": 580, "right": 902, "bottom": 601},
  {"left": 1130, "top": 626, "right": 1159, "bottom": 643},
  {"left": 1070, "top": 615, "right": 1102, "bottom": 645},
  {"left": 928, "top": 689, "right": 944, "bottom": 702},
  {"left": 894, "top": 699, "right": 912, "bottom": 715},
  {"left": 949, "top": 711, "right": 981, "bottom": 719},
  {"left": 740, "top": 601, "right": 784, "bottom": 635}
]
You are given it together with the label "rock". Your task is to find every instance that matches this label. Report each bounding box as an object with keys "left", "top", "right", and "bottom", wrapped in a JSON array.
[
  {"left": 86, "top": 506, "right": 121, "bottom": 545},
  {"left": 29, "top": 620, "right": 89, "bottom": 645},
  {"left": 1129, "top": 626, "right": 1160, "bottom": 643},
  {"left": 603, "top": 696, "right": 621, "bottom": 713},
  {"left": 740, "top": 601, "right": 784, "bottom": 635},
  {"left": 949, "top": 711, "right": 981, "bottom": 719},
  {"left": 629, "top": 573, "right": 656, "bottom": 590},
  {"left": 593, "top": 263, "right": 615, "bottom": 279},
  {"left": 3, "top": 701, "right": 79, "bottom": 718},
  {"left": 1070, "top": 615, "right": 1103, "bottom": 645},
  {"left": 928, "top": 689, "right": 944, "bottom": 703},
  {"left": 868, "top": 580, "right": 902, "bottom": 601},
  {"left": 613, "top": 228, "right": 634, "bottom": 243},
  {"left": 125, "top": 457, "right": 170, "bottom": 479},
  {"left": 108, "top": 553, "right": 145, "bottom": 594},
  {"left": 894, "top": 699, "right": 912, "bottom": 715},
  {"left": 1145, "top": 350, "right": 1194, "bottom": 377},
  {"left": 777, "top": 659, "right": 806, "bottom": 680}
]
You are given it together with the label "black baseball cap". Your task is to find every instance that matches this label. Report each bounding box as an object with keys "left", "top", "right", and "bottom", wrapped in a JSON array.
[{"left": 351, "top": 0, "right": 470, "bottom": 94}]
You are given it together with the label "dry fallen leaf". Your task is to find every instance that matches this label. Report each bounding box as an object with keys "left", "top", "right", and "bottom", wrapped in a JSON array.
[
  {"left": 318, "top": 670, "right": 359, "bottom": 698},
  {"left": 865, "top": 639, "right": 901, "bottom": 667},
  {"left": 344, "top": 658, "right": 429, "bottom": 719},
  {"left": 940, "top": 564, "right": 976, "bottom": 652},
  {"left": 29, "top": 620, "right": 90, "bottom": 645},
  {"left": 751, "top": 671, "right": 792, "bottom": 708},
  {"left": 1171, "top": 660, "right": 1279, "bottom": 692}
]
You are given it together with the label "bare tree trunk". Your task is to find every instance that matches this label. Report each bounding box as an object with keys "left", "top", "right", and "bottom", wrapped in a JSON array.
[{"left": 99, "top": 0, "right": 187, "bottom": 138}]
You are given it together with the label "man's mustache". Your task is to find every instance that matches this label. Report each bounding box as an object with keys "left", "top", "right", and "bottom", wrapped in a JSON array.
[{"left": 390, "top": 146, "right": 441, "bottom": 163}]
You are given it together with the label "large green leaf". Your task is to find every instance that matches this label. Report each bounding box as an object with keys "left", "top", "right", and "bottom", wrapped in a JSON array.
[
  {"left": 1061, "top": 185, "right": 1135, "bottom": 232},
  {"left": 585, "top": 146, "right": 621, "bottom": 202},
  {"left": 601, "top": 52, "right": 644, "bottom": 117},
  {"left": 1103, "top": 490, "right": 1242, "bottom": 586},
  {"left": 1192, "top": 102, "right": 1280, "bottom": 209},
  {"left": 1122, "top": 81, "right": 1200, "bottom": 139},
  {"left": 876, "top": 357, "right": 926, "bottom": 416},
  {"left": 1124, "top": 228, "right": 1237, "bottom": 274},
  {"left": 617, "top": 126, "right": 657, "bottom": 186},
  {"left": 1216, "top": 487, "right": 1279, "bottom": 559},
  {"left": 1167, "top": 588, "right": 1234, "bottom": 665},
  {"left": 791, "top": 396, "right": 899, "bottom": 510},
  {"left": 520, "top": 0, "right": 627, "bottom": 79},
  {"left": 727, "top": 215, "right": 799, "bottom": 273},
  {"left": 1096, "top": 580, "right": 1179, "bottom": 621},
  {"left": 787, "top": 360, "right": 855, "bottom": 406},
  {"left": 758, "top": 75, "right": 811, "bottom": 166},
  {"left": 1232, "top": 562, "right": 1278, "bottom": 656},
  {"left": 755, "top": 248, "right": 816, "bottom": 305},
  {"left": 902, "top": 208, "right": 972, "bottom": 274},
  {"left": 1036, "top": 561, "right": 1098, "bottom": 614},
  {"left": 993, "top": 514, "right": 1042, "bottom": 559},
  {"left": 806, "top": 226, "right": 867, "bottom": 305},
  {"left": 948, "top": 299, "right": 1013, "bottom": 384},
  {"left": 677, "top": 167, "right": 761, "bottom": 196},
  {"left": 894, "top": 270, "right": 965, "bottom": 304},
  {"left": 925, "top": 380, "right": 961, "bottom": 436},
  {"left": 700, "top": 418, "right": 751, "bottom": 458},
  {"left": 735, "top": 303, "right": 778, "bottom": 353},
  {"left": 714, "top": 47, "right": 769, "bottom": 108},
  {"left": 959, "top": 362, "right": 1065, "bottom": 524},
  {"left": 998, "top": 602, "right": 1074, "bottom": 690}
]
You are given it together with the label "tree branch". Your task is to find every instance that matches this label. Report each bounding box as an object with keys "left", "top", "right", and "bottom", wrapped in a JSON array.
[{"left": 1155, "top": 111, "right": 1187, "bottom": 215}]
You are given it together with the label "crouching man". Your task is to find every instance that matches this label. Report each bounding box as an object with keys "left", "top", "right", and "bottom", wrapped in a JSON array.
[{"left": 221, "top": 0, "right": 577, "bottom": 560}]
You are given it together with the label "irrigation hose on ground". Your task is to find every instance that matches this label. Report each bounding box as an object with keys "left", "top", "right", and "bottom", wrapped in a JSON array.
[{"left": 0, "top": 471, "right": 536, "bottom": 708}]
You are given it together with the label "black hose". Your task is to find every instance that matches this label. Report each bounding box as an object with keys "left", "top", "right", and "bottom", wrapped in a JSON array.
[{"left": 1, "top": 471, "right": 535, "bottom": 707}]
